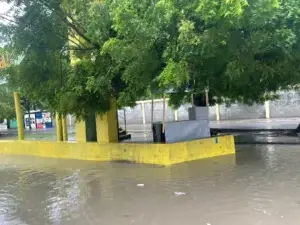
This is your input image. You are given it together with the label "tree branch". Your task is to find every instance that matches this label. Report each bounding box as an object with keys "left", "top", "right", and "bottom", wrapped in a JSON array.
[
  {"left": 43, "top": 2, "right": 100, "bottom": 49},
  {"left": 23, "top": 0, "right": 100, "bottom": 50},
  {"left": 64, "top": 17, "right": 99, "bottom": 49},
  {"left": 0, "top": 15, "right": 16, "bottom": 24},
  {"left": 68, "top": 30, "right": 90, "bottom": 49}
]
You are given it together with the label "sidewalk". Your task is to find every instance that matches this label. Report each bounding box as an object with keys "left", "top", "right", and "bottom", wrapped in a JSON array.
[
  {"left": 120, "top": 118, "right": 300, "bottom": 143},
  {"left": 1, "top": 118, "right": 299, "bottom": 143},
  {"left": 122, "top": 118, "right": 300, "bottom": 132},
  {"left": 210, "top": 118, "right": 300, "bottom": 131}
]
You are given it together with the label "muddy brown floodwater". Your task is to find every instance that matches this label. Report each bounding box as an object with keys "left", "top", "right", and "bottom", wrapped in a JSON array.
[{"left": 1, "top": 145, "right": 300, "bottom": 225}]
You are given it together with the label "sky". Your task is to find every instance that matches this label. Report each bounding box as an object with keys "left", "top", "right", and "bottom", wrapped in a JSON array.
[
  {"left": 0, "top": 1, "right": 12, "bottom": 47},
  {"left": 0, "top": 1, "right": 11, "bottom": 14}
]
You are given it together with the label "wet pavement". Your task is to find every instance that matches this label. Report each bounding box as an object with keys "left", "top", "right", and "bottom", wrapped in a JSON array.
[
  {"left": 210, "top": 118, "right": 300, "bottom": 130},
  {"left": 1, "top": 118, "right": 300, "bottom": 143},
  {"left": 233, "top": 131, "right": 300, "bottom": 144},
  {"left": 1, "top": 145, "right": 300, "bottom": 224},
  {"left": 122, "top": 119, "right": 300, "bottom": 143},
  {"left": 121, "top": 118, "right": 300, "bottom": 132}
]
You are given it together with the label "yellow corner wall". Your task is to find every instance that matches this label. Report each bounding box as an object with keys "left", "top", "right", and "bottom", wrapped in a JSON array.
[
  {"left": 76, "top": 121, "right": 87, "bottom": 142},
  {"left": 0, "top": 136, "right": 235, "bottom": 166}
]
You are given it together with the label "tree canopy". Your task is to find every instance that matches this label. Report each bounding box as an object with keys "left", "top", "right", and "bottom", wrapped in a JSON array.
[
  {"left": 0, "top": 83, "right": 15, "bottom": 121},
  {"left": 0, "top": 47, "right": 43, "bottom": 120},
  {"left": 1, "top": 0, "right": 300, "bottom": 116}
]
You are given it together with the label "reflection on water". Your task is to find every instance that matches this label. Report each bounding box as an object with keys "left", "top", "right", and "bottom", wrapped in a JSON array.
[
  {"left": 235, "top": 132, "right": 300, "bottom": 144},
  {"left": 1, "top": 145, "right": 300, "bottom": 224}
]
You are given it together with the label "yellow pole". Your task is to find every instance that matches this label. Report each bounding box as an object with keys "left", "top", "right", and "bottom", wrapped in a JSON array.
[
  {"left": 13, "top": 92, "right": 24, "bottom": 140},
  {"left": 56, "top": 113, "right": 63, "bottom": 142},
  {"left": 62, "top": 115, "right": 68, "bottom": 141}
]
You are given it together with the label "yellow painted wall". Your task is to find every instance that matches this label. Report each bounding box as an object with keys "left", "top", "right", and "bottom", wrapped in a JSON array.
[
  {"left": 96, "top": 98, "right": 118, "bottom": 143},
  {"left": 0, "top": 136, "right": 235, "bottom": 166},
  {"left": 76, "top": 121, "right": 87, "bottom": 142}
]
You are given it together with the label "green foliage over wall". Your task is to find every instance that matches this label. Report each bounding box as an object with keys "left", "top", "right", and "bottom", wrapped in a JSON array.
[{"left": 1, "top": 0, "right": 300, "bottom": 116}]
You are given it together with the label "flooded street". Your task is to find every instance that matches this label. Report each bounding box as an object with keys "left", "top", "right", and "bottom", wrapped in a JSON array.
[{"left": 1, "top": 145, "right": 300, "bottom": 225}]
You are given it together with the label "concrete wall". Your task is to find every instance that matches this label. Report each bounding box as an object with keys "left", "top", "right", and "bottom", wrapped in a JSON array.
[
  {"left": 66, "top": 90, "right": 300, "bottom": 126},
  {"left": 118, "top": 100, "right": 218, "bottom": 125},
  {"left": 177, "top": 104, "right": 191, "bottom": 121},
  {"left": 121, "top": 104, "right": 144, "bottom": 124},
  {"left": 219, "top": 103, "right": 265, "bottom": 120},
  {"left": 144, "top": 101, "right": 175, "bottom": 123},
  {"left": 165, "top": 120, "right": 211, "bottom": 143},
  {"left": 118, "top": 91, "right": 300, "bottom": 124},
  {"left": 177, "top": 104, "right": 216, "bottom": 121},
  {"left": 118, "top": 100, "right": 176, "bottom": 125},
  {"left": 0, "top": 135, "right": 235, "bottom": 166},
  {"left": 270, "top": 91, "right": 300, "bottom": 118}
]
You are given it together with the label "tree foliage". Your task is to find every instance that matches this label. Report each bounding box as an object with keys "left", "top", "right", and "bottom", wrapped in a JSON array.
[
  {"left": 1, "top": 0, "right": 300, "bottom": 116},
  {"left": 0, "top": 83, "right": 15, "bottom": 121},
  {"left": 0, "top": 46, "right": 15, "bottom": 121},
  {"left": 0, "top": 47, "right": 44, "bottom": 120}
]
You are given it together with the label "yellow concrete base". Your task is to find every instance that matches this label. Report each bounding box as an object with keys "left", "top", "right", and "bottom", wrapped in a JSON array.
[
  {"left": 76, "top": 121, "right": 87, "bottom": 142},
  {"left": 0, "top": 136, "right": 235, "bottom": 166}
]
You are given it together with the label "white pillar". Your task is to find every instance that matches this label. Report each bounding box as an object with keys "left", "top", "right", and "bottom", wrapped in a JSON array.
[
  {"left": 216, "top": 104, "right": 220, "bottom": 121},
  {"left": 265, "top": 101, "right": 270, "bottom": 119},
  {"left": 174, "top": 110, "right": 178, "bottom": 121},
  {"left": 141, "top": 102, "right": 146, "bottom": 125},
  {"left": 68, "top": 114, "right": 72, "bottom": 127}
]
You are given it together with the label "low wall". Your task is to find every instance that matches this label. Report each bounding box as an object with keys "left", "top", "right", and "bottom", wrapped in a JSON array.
[
  {"left": 118, "top": 100, "right": 265, "bottom": 124},
  {"left": 0, "top": 135, "right": 235, "bottom": 166},
  {"left": 165, "top": 120, "right": 210, "bottom": 143},
  {"left": 270, "top": 91, "right": 300, "bottom": 118},
  {"left": 219, "top": 103, "right": 266, "bottom": 120},
  {"left": 118, "top": 100, "right": 217, "bottom": 125},
  {"left": 64, "top": 91, "right": 300, "bottom": 127},
  {"left": 118, "top": 91, "right": 300, "bottom": 124}
]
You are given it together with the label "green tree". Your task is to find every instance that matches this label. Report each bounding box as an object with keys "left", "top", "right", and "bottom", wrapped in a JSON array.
[
  {"left": 103, "top": 0, "right": 300, "bottom": 106},
  {"left": 0, "top": 47, "right": 15, "bottom": 123},
  {"left": 0, "top": 83, "right": 15, "bottom": 122},
  {"left": 1, "top": 0, "right": 300, "bottom": 117},
  {"left": 1, "top": 0, "right": 71, "bottom": 114},
  {"left": 0, "top": 47, "right": 44, "bottom": 125}
]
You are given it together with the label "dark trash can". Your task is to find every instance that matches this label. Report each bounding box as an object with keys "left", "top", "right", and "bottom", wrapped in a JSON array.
[{"left": 152, "top": 122, "right": 166, "bottom": 143}]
